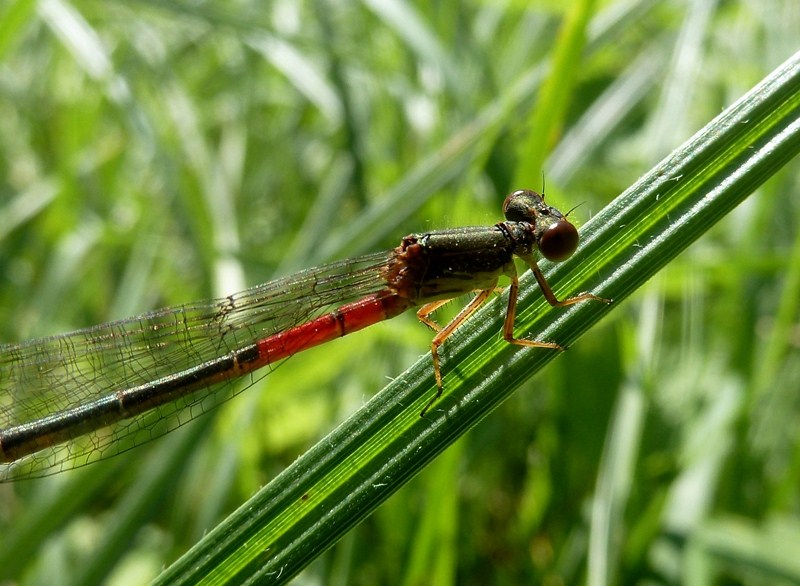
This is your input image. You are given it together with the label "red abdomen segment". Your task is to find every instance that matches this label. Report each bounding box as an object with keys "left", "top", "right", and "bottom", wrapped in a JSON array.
[{"left": 253, "top": 290, "right": 413, "bottom": 366}]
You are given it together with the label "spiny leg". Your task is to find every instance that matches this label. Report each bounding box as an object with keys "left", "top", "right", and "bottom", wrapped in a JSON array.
[
  {"left": 502, "top": 270, "right": 563, "bottom": 350},
  {"left": 418, "top": 287, "right": 495, "bottom": 416},
  {"left": 416, "top": 287, "right": 506, "bottom": 332},
  {"left": 419, "top": 260, "right": 610, "bottom": 416},
  {"left": 526, "top": 256, "right": 612, "bottom": 307},
  {"left": 416, "top": 299, "right": 451, "bottom": 332}
]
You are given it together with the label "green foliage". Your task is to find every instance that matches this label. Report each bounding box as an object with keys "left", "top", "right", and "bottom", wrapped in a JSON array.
[{"left": 1, "top": 1, "right": 799, "bottom": 585}]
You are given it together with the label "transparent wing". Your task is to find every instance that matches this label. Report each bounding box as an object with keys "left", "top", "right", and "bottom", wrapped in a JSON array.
[{"left": 0, "top": 251, "right": 392, "bottom": 481}]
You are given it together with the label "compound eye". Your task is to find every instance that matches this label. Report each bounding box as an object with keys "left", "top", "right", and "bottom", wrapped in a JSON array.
[
  {"left": 503, "top": 189, "right": 543, "bottom": 222},
  {"left": 539, "top": 220, "right": 579, "bottom": 262}
]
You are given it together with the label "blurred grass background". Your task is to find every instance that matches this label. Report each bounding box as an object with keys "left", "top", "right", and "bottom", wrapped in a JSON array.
[{"left": 1, "top": 0, "right": 799, "bottom": 585}]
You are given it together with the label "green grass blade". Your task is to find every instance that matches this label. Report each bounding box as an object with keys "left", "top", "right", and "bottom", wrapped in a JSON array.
[
  {"left": 514, "top": 0, "right": 598, "bottom": 188},
  {"left": 154, "top": 50, "right": 800, "bottom": 586}
]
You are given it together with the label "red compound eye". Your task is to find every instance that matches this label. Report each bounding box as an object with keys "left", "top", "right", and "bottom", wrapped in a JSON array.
[{"left": 539, "top": 220, "right": 579, "bottom": 262}]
